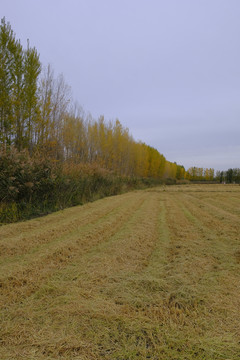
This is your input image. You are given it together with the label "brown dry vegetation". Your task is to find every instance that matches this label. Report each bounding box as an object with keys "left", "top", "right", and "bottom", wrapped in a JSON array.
[{"left": 0, "top": 184, "right": 240, "bottom": 359}]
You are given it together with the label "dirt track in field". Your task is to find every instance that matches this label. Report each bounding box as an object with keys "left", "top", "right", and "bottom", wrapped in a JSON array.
[{"left": 1, "top": 184, "right": 240, "bottom": 359}]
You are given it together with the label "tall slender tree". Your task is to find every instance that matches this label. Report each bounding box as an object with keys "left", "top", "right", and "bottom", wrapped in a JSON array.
[
  {"left": 23, "top": 40, "right": 41, "bottom": 152},
  {"left": 12, "top": 40, "right": 24, "bottom": 150},
  {"left": 0, "top": 17, "right": 15, "bottom": 146}
]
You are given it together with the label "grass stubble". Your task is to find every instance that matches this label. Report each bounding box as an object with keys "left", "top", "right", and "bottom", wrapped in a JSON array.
[{"left": 0, "top": 184, "right": 240, "bottom": 359}]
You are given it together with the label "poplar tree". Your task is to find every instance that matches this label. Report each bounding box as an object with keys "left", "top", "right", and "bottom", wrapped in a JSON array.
[
  {"left": 38, "top": 64, "right": 54, "bottom": 148},
  {"left": 23, "top": 41, "right": 41, "bottom": 152},
  {"left": 0, "top": 18, "right": 41, "bottom": 151},
  {"left": 0, "top": 17, "right": 15, "bottom": 146},
  {"left": 12, "top": 40, "right": 24, "bottom": 150}
]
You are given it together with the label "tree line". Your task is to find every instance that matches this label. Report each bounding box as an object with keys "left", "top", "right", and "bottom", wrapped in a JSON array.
[
  {"left": 185, "top": 167, "right": 215, "bottom": 181},
  {"left": 215, "top": 169, "right": 240, "bottom": 184},
  {"left": 185, "top": 167, "right": 240, "bottom": 183},
  {"left": 0, "top": 17, "right": 185, "bottom": 181}
]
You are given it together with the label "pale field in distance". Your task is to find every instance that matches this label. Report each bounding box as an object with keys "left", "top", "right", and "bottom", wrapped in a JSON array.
[{"left": 0, "top": 184, "right": 240, "bottom": 359}]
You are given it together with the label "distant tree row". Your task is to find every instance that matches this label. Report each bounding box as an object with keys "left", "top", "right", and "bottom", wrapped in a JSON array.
[
  {"left": 215, "top": 169, "right": 240, "bottom": 184},
  {"left": 185, "top": 167, "right": 215, "bottom": 181},
  {"left": 0, "top": 18, "right": 185, "bottom": 180}
]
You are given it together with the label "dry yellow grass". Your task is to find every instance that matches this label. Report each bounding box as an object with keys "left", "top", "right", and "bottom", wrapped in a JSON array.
[{"left": 1, "top": 184, "right": 240, "bottom": 359}]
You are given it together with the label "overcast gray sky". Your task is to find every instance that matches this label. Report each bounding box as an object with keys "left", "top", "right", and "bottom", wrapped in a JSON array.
[{"left": 1, "top": 0, "right": 240, "bottom": 171}]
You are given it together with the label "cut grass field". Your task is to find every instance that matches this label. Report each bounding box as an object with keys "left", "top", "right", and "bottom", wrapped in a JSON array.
[{"left": 1, "top": 184, "right": 240, "bottom": 359}]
